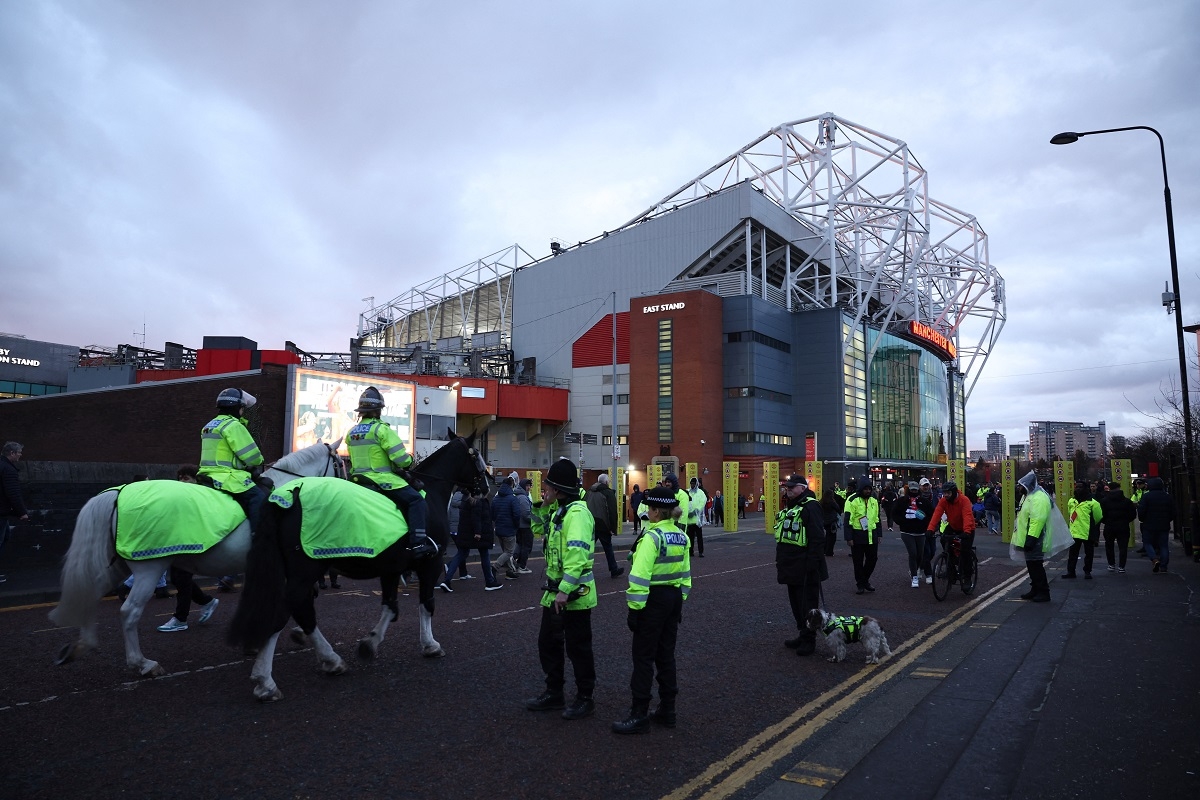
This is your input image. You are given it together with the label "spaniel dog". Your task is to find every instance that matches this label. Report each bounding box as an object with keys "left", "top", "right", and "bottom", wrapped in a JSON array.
[{"left": 806, "top": 608, "right": 891, "bottom": 664}]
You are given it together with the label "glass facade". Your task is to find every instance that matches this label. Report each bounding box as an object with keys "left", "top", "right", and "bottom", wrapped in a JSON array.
[
  {"left": 866, "top": 328, "right": 950, "bottom": 463},
  {"left": 842, "top": 321, "right": 868, "bottom": 458},
  {"left": 0, "top": 381, "right": 66, "bottom": 399},
  {"left": 657, "top": 319, "right": 672, "bottom": 442}
]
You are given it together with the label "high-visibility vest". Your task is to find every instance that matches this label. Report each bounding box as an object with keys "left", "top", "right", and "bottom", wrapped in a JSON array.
[
  {"left": 198, "top": 414, "right": 263, "bottom": 493},
  {"left": 540, "top": 490, "right": 597, "bottom": 611},
  {"left": 347, "top": 418, "right": 412, "bottom": 490},
  {"left": 626, "top": 519, "right": 691, "bottom": 610}
]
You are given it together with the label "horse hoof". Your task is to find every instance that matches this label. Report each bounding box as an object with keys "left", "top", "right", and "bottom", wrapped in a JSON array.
[
  {"left": 323, "top": 661, "right": 347, "bottom": 676},
  {"left": 54, "top": 642, "right": 78, "bottom": 666},
  {"left": 357, "top": 639, "right": 378, "bottom": 660},
  {"left": 422, "top": 645, "right": 446, "bottom": 659},
  {"left": 254, "top": 687, "right": 283, "bottom": 702},
  {"left": 140, "top": 662, "right": 165, "bottom": 678}
]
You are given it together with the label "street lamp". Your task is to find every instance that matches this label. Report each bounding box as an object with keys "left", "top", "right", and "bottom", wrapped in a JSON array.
[{"left": 1051, "top": 126, "right": 1197, "bottom": 546}]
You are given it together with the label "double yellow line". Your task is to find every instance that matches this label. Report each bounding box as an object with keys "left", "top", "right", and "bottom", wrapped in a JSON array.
[{"left": 665, "top": 568, "right": 1029, "bottom": 800}]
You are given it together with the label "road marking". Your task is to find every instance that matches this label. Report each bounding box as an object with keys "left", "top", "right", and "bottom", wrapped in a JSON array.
[
  {"left": 910, "top": 667, "right": 952, "bottom": 679},
  {"left": 663, "top": 567, "right": 1028, "bottom": 800},
  {"left": 779, "top": 760, "right": 844, "bottom": 787}
]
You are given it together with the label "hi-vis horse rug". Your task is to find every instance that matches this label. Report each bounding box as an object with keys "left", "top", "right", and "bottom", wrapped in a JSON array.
[
  {"left": 115, "top": 481, "right": 247, "bottom": 560},
  {"left": 269, "top": 477, "right": 408, "bottom": 559}
]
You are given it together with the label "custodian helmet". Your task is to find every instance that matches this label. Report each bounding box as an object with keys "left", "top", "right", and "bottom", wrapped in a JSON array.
[{"left": 546, "top": 459, "right": 580, "bottom": 493}]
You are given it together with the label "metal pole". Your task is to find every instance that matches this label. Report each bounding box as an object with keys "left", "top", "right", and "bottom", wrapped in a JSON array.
[
  {"left": 612, "top": 291, "right": 619, "bottom": 472},
  {"left": 1052, "top": 125, "right": 1198, "bottom": 549}
]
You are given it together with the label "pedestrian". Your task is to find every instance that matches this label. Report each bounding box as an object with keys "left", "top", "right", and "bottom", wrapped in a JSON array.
[
  {"left": 1098, "top": 481, "right": 1137, "bottom": 573},
  {"left": 1063, "top": 481, "right": 1102, "bottom": 580},
  {"left": 587, "top": 473, "right": 625, "bottom": 579},
  {"left": 0, "top": 441, "right": 31, "bottom": 584},
  {"left": 630, "top": 484, "right": 644, "bottom": 535},
  {"left": 526, "top": 458, "right": 597, "bottom": 720},
  {"left": 820, "top": 488, "right": 840, "bottom": 557},
  {"left": 513, "top": 478, "right": 535, "bottom": 574},
  {"left": 1131, "top": 478, "right": 1147, "bottom": 555},
  {"left": 926, "top": 481, "right": 976, "bottom": 585},
  {"left": 1137, "top": 477, "right": 1174, "bottom": 573},
  {"left": 662, "top": 473, "right": 689, "bottom": 528},
  {"left": 713, "top": 491, "right": 724, "bottom": 527},
  {"left": 444, "top": 488, "right": 473, "bottom": 582},
  {"left": 491, "top": 476, "right": 521, "bottom": 579},
  {"left": 774, "top": 474, "right": 827, "bottom": 656},
  {"left": 612, "top": 486, "right": 691, "bottom": 734},
  {"left": 880, "top": 481, "right": 897, "bottom": 532},
  {"left": 686, "top": 476, "right": 706, "bottom": 558},
  {"left": 1015, "top": 471, "right": 1053, "bottom": 602},
  {"left": 441, "top": 488, "right": 504, "bottom": 591},
  {"left": 895, "top": 481, "right": 934, "bottom": 587},
  {"left": 155, "top": 465, "right": 222, "bottom": 631},
  {"left": 737, "top": 494, "right": 747, "bottom": 519},
  {"left": 918, "top": 478, "right": 937, "bottom": 567},
  {"left": 845, "top": 481, "right": 881, "bottom": 594}
]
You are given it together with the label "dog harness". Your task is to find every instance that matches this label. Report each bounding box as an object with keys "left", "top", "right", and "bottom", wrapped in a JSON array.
[{"left": 822, "top": 615, "right": 864, "bottom": 642}]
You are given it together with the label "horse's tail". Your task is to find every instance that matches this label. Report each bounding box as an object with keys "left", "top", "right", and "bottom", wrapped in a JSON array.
[
  {"left": 49, "top": 490, "right": 122, "bottom": 629},
  {"left": 227, "top": 501, "right": 290, "bottom": 651}
]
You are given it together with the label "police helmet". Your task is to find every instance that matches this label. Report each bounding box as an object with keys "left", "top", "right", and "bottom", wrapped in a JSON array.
[
  {"left": 545, "top": 458, "right": 580, "bottom": 493},
  {"left": 357, "top": 386, "right": 385, "bottom": 413},
  {"left": 216, "top": 387, "right": 256, "bottom": 411}
]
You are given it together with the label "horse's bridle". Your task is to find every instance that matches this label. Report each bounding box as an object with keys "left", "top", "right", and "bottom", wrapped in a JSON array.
[
  {"left": 269, "top": 442, "right": 345, "bottom": 482},
  {"left": 406, "top": 437, "right": 489, "bottom": 492}
]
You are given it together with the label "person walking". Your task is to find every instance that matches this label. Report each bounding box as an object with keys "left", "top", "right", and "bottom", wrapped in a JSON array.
[
  {"left": 1015, "top": 471, "right": 1053, "bottom": 602},
  {"left": 1137, "top": 477, "right": 1174, "bottom": 573},
  {"left": 630, "top": 484, "right": 645, "bottom": 535},
  {"left": 820, "top": 488, "right": 840, "bottom": 557},
  {"left": 441, "top": 488, "right": 503, "bottom": 591},
  {"left": 157, "top": 465, "right": 221, "bottom": 632},
  {"left": 845, "top": 481, "right": 881, "bottom": 594},
  {"left": 612, "top": 486, "right": 691, "bottom": 734},
  {"left": 895, "top": 481, "right": 934, "bottom": 587},
  {"left": 880, "top": 481, "right": 897, "bottom": 532},
  {"left": 686, "top": 477, "right": 706, "bottom": 558},
  {"left": 491, "top": 476, "right": 521, "bottom": 580},
  {"left": 587, "top": 473, "right": 625, "bottom": 579},
  {"left": 774, "top": 474, "right": 827, "bottom": 656},
  {"left": 0, "top": 441, "right": 30, "bottom": 584},
  {"left": 526, "top": 459, "right": 597, "bottom": 720},
  {"left": 1063, "top": 481, "right": 1102, "bottom": 580},
  {"left": 513, "top": 478, "right": 535, "bottom": 574},
  {"left": 1098, "top": 481, "right": 1137, "bottom": 573},
  {"left": 713, "top": 491, "right": 724, "bottom": 527},
  {"left": 984, "top": 483, "right": 1002, "bottom": 534},
  {"left": 444, "top": 488, "right": 473, "bottom": 583}
]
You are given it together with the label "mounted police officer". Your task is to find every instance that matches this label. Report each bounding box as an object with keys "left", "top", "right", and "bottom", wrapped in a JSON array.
[
  {"left": 775, "top": 473, "right": 827, "bottom": 656},
  {"left": 198, "top": 388, "right": 267, "bottom": 531},
  {"left": 346, "top": 386, "right": 436, "bottom": 558},
  {"left": 612, "top": 486, "right": 691, "bottom": 734},
  {"left": 526, "top": 458, "right": 597, "bottom": 721}
]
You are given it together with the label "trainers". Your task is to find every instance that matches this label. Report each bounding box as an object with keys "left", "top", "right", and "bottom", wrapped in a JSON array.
[
  {"left": 1152, "top": 560, "right": 1160, "bottom": 573},
  {"left": 506, "top": 571, "right": 519, "bottom": 580},
  {"left": 562, "top": 696, "right": 595, "bottom": 720},
  {"left": 157, "top": 617, "right": 188, "bottom": 632},
  {"left": 1107, "top": 565, "right": 1116, "bottom": 572},
  {"left": 437, "top": 581, "right": 454, "bottom": 593},
  {"left": 516, "top": 566, "right": 534, "bottom": 574},
  {"left": 1117, "top": 567, "right": 1126, "bottom": 574},
  {"left": 197, "top": 598, "right": 219, "bottom": 624},
  {"left": 611, "top": 567, "right": 625, "bottom": 579},
  {"left": 485, "top": 583, "right": 505, "bottom": 591},
  {"left": 526, "top": 691, "right": 566, "bottom": 712},
  {"left": 926, "top": 574, "right": 933, "bottom": 585},
  {"left": 457, "top": 574, "right": 476, "bottom": 581},
  {"left": 911, "top": 576, "right": 920, "bottom": 588}
]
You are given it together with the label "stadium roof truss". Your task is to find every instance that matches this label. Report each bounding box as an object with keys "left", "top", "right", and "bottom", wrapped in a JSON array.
[{"left": 624, "top": 113, "right": 1005, "bottom": 401}]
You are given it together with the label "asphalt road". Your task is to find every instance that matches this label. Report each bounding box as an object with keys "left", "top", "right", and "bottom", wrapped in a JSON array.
[{"left": 0, "top": 520, "right": 1035, "bottom": 800}]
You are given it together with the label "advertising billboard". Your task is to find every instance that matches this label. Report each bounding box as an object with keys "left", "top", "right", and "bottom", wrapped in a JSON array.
[{"left": 285, "top": 366, "right": 415, "bottom": 456}]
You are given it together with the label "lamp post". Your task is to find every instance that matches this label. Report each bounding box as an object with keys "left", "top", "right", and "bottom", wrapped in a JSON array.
[{"left": 1051, "top": 126, "right": 1198, "bottom": 548}]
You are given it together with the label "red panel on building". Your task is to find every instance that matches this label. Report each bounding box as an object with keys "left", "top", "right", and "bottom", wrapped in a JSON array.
[
  {"left": 498, "top": 383, "right": 568, "bottom": 421},
  {"left": 196, "top": 349, "right": 252, "bottom": 375},
  {"left": 260, "top": 350, "right": 303, "bottom": 366},
  {"left": 136, "top": 369, "right": 197, "bottom": 383},
  {"left": 573, "top": 313, "right": 629, "bottom": 368}
]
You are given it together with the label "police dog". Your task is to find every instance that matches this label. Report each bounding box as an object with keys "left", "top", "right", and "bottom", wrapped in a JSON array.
[{"left": 806, "top": 608, "right": 891, "bottom": 664}]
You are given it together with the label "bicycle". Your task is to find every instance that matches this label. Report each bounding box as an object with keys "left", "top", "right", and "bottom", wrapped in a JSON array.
[{"left": 932, "top": 531, "right": 978, "bottom": 600}]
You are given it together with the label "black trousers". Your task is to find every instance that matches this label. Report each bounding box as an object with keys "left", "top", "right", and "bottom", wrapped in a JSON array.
[
  {"left": 1026, "top": 556, "right": 1049, "bottom": 595},
  {"left": 851, "top": 540, "right": 879, "bottom": 588},
  {"left": 375, "top": 484, "right": 428, "bottom": 533},
  {"left": 687, "top": 524, "right": 703, "bottom": 556},
  {"left": 1066, "top": 538, "right": 1095, "bottom": 575},
  {"left": 169, "top": 567, "right": 212, "bottom": 623},
  {"left": 630, "top": 586, "right": 683, "bottom": 703},
  {"left": 1103, "top": 525, "right": 1129, "bottom": 569},
  {"left": 538, "top": 606, "right": 595, "bottom": 698},
  {"left": 786, "top": 575, "right": 820, "bottom": 632}
]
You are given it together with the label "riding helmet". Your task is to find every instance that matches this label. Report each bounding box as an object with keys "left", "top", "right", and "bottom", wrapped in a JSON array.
[
  {"left": 216, "top": 387, "right": 256, "bottom": 411},
  {"left": 357, "top": 386, "right": 385, "bottom": 413}
]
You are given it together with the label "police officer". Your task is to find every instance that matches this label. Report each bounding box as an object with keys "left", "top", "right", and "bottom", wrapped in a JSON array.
[
  {"left": 526, "top": 458, "right": 598, "bottom": 721},
  {"left": 613, "top": 486, "right": 691, "bottom": 734},
  {"left": 1015, "top": 471, "right": 1053, "bottom": 602},
  {"left": 687, "top": 476, "right": 707, "bottom": 558},
  {"left": 346, "top": 386, "right": 436, "bottom": 557},
  {"left": 198, "top": 388, "right": 267, "bottom": 530},
  {"left": 775, "top": 473, "right": 827, "bottom": 655}
]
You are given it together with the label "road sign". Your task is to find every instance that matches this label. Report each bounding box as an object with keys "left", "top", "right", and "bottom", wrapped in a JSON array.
[
  {"left": 582, "top": 434, "right": 598, "bottom": 445},
  {"left": 564, "top": 432, "right": 581, "bottom": 444}
]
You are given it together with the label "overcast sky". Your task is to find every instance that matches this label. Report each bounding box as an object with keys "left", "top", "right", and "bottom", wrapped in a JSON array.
[{"left": 3, "top": 1, "right": 1197, "bottom": 451}]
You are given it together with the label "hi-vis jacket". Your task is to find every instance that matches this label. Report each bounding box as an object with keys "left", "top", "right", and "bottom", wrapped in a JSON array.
[
  {"left": 686, "top": 487, "right": 706, "bottom": 527},
  {"left": 775, "top": 500, "right": 817, "bottom": 547},
  {"left": 844, "top": 495, "right": 881, "bottom": 544},
  {"left": 1067, "top": 497, "right": 1103, "bottom": 541},
  {"left": 822, "top": 615, "right": 864, "bottom": 642},
  {"left": 199, "top": 414, "right": 263, "bottom": 493},
  {"left": 540, "top": 489, "right": 597, "bottom": 611},
  {"left": 347, "top": 418, "right": 413, "bottom": 490},
  {"left": 1014, "top": 489, "right": 1053, "bottom": 554},
  {"left": 627, "top": 519, "right": 691, "bottom": 610}
]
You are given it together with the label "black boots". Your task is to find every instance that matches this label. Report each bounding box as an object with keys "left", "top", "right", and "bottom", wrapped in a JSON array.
[
  {"left": 612, "top": 702, "right": 651, "bottom": 734},
  {"left": 525, "top": 691, "right": 565, "bottom": 712},
  {"left": 407, "top": 529, "right": 438, "bottom": 558},
  {"left": 650, "top": 701, "right": 677, "bottom": 729},
  {"left": 794, "top": 633, "right": 817, "bottom": 656},
  {"left": 562, "top": 695, "right": 595, "bottom": 720}
]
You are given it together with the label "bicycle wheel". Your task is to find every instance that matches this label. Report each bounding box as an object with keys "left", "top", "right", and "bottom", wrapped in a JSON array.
[
  {"left": 961, "top": 549, "right": 978, "bottom": 595},
  {"left": 932, "top": 552, "right": 951, "bottom": 601}
]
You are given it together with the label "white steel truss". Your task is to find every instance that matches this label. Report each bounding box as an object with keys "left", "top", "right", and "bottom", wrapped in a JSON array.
[
  {"left": 359, "top": 244, "right": 536, "bottom": 350},
  {"left": 622, "top": 113, "right": 1005, "bottom": 400}
]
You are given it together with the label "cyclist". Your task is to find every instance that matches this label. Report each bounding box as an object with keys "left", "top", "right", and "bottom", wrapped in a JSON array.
[{"left": 926, "top": 481, "right": 976, "bottom": 583}]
